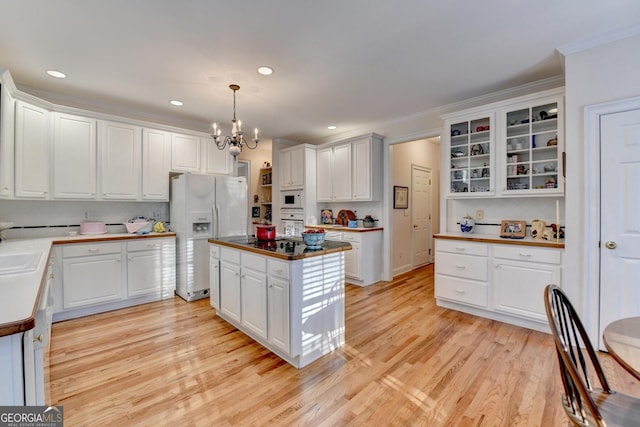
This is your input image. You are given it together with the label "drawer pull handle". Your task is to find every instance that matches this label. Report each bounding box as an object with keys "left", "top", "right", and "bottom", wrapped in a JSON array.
[
  {"left": 455, "top": 289, "right": 466, "bottom": 294},
  {"left": 275, "top": 268, "right": 283, "bottom": 273},
  {"left": 518, "top": 253, "right": 532, "bottom": 257},
  {"left": 455, "top": 247, "right": 466, "bottom": 251},
  {"left": 455, "top": 264, "right": 466, "bottom": 269},
  {"left": 88, "top": 248, "right": 99, "bottom": 254}
]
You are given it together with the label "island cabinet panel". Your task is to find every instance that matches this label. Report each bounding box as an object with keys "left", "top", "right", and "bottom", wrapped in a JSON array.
[
  {"left": 219, "top": 260, "right": 241, "bottom": 323},
  {"left": 209, "top": 241, "right": 346, "bottom": 368}
]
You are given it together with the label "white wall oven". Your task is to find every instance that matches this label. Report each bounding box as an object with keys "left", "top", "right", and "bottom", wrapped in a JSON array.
[{"left": 280, "top": 210, "right": 305, "bottom": 237}]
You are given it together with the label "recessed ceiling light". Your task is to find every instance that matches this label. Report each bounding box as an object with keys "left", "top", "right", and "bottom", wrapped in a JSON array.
[
  {"left": 257, "top": 66, "right": 274, "bottom": 76},
  {"left": 170, "top": 100, "right": 184, "bottom": 106},
  {"left": 327, "top": 125, "right": 337, "bottom": 130},
  {"left": 46, "top": 70, "right": 66, "bottom": 79}
]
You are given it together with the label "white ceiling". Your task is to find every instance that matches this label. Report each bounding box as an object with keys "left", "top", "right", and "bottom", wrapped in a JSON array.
[{"left": 1, "top": 1, "right": 639, "bottom": 143}]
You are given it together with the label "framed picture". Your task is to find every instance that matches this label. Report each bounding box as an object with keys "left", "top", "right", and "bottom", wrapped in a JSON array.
[
  {"left": 394, "top": 186, "right": 409, "bottom": 209},
  {"left": 251, "top": 206, "right": 261, "bottom": 218},
  {"left": 500, "top": 220, "right": 526, "bottom": 239}
]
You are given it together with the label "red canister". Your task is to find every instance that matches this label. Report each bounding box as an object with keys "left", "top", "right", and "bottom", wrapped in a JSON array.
[{"left": 256, "top": 225, "right": 276, "bottom": 241}]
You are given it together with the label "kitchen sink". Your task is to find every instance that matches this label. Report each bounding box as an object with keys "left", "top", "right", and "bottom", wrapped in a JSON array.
[{"left": 0, "top": 252, "right": 42, "bottom": 275}]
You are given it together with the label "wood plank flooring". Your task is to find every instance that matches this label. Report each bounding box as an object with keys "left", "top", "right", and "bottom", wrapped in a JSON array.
[{"left": 49, "top": 265, "right": 640, "bottom": 426}]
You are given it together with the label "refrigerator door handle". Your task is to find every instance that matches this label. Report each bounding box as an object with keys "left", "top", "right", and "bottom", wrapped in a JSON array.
[{"left": 213, "top": 204, "right": 219, "bottom": 238}]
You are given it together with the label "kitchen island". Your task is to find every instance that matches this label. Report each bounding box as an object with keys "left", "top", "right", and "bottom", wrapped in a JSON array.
[{"left": 209, "top": 236, "right": 351, "bottom": 368}]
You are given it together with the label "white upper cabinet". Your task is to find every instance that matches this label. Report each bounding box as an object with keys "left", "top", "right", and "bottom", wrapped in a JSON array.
[
  {"left": 316, "top": 147, "right": 333, "bottom": 201},
  {"left": 316, "top": 133, "right": 383, "bottom": 202},
  {"left": 53, "top": 112, "right": 97, "bottom": 199},
  {"left": 15, "top": 100, "right": 50, "bottom": 199},
  {"left": 441, "top": 88, "right": 564, "bottom": 198},
  {"left": 142, "top": 128, "right": 171, "bottom": 201},
  {"left": 443, "top": 112, "right": 495, "bottom": 197},
  {"left": 0, "top": 87, "right": 15, "bottom": 198},
  {"left": 280, "top": 145, "right": 305, "bottom": 189},
  {"left": 500, "top": 94, "right": 564, "bottom": 196},
  {"left": 99, "top": 121, "right": 142, "bottom": 200},
  {"left": 317, "top": 144, "right": 351, "bottom": 202},
  {"left": 171, "top": 132, "right": 201, "bottom": 172},
  {"left": 202, "top": 137, "right": 232, "bottom": 175}
]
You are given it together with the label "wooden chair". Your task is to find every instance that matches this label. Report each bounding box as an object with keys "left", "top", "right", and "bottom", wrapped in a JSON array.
[{"left": 544, "top": 284, "right": 640, "bottom": 426}]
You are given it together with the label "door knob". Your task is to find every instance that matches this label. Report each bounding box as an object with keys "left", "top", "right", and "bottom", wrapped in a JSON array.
[
  {"left": 605, "top": 241, "right": 617, "bottom": 249},
  {"left": 413, "top": 224, "right": 418, "bottom": 229}
]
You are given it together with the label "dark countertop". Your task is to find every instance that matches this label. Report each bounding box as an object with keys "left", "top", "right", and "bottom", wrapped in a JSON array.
[{"left": 209, "top": 236, "right": 352, "bottom": 260}]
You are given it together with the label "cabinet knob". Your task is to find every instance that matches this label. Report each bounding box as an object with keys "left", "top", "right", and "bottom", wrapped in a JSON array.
[
  {"left": 605, "top": 241, "right": 617, "bottom": 250},
  {"left": 33, "top": 334, "right": 43, "bottom": 343}
]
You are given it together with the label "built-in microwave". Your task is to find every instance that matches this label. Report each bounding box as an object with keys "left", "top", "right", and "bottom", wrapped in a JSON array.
[{"left": 281, "top": 190, "right": 303, "bottom": 209}]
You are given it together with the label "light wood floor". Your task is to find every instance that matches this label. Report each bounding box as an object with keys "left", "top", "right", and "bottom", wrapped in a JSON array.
[{"left": 49, "top": 265, "right": 640, "bottom": 426}]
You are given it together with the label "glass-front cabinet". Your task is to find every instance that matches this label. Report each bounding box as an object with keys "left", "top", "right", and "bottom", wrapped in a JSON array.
[
  {"left": 502, "top": 95, "right": 563, "bottom": 195},
  {"left": 446, "top": 113, "right": 494, "bottom": 196}
]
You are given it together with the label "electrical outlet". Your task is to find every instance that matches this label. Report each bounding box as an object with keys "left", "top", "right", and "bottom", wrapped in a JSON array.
[{"left": 476, "top": 210, "right": 484, "bottom": 220}]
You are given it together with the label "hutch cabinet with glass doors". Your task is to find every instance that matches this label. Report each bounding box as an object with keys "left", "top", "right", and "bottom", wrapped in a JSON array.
[
  {"left": 442, "top": 88, "right": 564, "bottom": 198},
  {"left": 444, "top": 113, "right": 495, "bottom": 197}
]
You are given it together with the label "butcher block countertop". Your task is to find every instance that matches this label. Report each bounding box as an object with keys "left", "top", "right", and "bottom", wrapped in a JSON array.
[
  {"left": 0, "top": 232, "right": 175, "bottom": 337},
  {"left": 305, "top": 225, "right": 383, "bottom": 233},
  {"left": 434, "top": 232, "right": 564, "bottom": 249}
]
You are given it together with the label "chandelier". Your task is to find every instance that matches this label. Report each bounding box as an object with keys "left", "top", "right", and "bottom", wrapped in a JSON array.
[{"left": 211, "top": 84, "right": 259, "bottom": 158}]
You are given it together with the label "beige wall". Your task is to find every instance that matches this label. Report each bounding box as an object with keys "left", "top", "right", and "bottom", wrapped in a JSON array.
[
  {"left": 391, "top": 137, "right": 440, "bottom": 275},
  {"left": 239, "top": 139, "right": 273, "bottom": 223},
  {"left": 563, "top": 32, "right": 640, "bottom": 337}
]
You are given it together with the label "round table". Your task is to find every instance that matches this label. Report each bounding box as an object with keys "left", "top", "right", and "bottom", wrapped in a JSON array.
[{"left": 603, "top": 316, "right": 640, "bottom": 381}]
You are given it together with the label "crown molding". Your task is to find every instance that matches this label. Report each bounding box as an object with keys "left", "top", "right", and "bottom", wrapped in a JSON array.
[{"left": 557, "top": 24, "right": 640, "bottom": 56}]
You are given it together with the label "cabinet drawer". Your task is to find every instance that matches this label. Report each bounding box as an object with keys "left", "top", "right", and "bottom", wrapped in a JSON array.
[
  {"left": 436, "top": 252, "right": 487, "bottom": 281},
  {"left": 63, "top": 242, "right": 121, "bottom": 258},
  {"left": 242, "top": 252, "right": 267, "bottom": 272},
  {"left": 340, "top": 232, "right": 361, "bottom": 243},
  {"left": 268, "top": 259, "right": 289, "bottom": 280},
  {"left": 210, "top": 244, "right": 220, "bottom": 259},
  {"left": 436, "top": 239, "right": 487, "bottom": 256},
  {"left": 127, "top": 239, "right": 163, "bottom": 252},
  {"left": 436, "top": 275, "right": 488, "bottom": 307},
  {"left": 493, "top": 245, "right": 561, "bottom": 265},
  {"left": 221, "top": 247, "right": 240, "bottom": 264}
]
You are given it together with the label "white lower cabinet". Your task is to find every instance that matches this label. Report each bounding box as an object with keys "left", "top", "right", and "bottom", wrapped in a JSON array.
[
  {"left": 240, "top": 253, "right": 268, "bottom": 339},
  {"left": 492, "top": 245, "right": 561, "bottom": 322},
  {"left": 325, "top": 230, "right": 382, "bottom": 286},
  {"left": 267, "top": 259, "right": 290, "bottom": 353},
  {"left": 435, "top": 238, "right": 562, "bottom": 332},
  {"left": 62, "top": 242, "right": 123, "bottom": 309},
  {"left": 435, "top": 240, "right": 488, "bottom": 308},
  {"left": 219, "top": 247, "right": 241, "bottom": 322},
  {"left": 209, "top": 245, "right": 220, "bottom": 309},
  {"left": 53, "top": 237, "right": 176, "bottom": 321},
  {"left": 127, "top": 239, "right": 173, "bottom": 297}
]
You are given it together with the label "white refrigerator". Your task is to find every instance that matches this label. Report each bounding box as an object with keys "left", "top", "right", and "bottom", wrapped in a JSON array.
[{"left": 171, "top": 173, "right": 248, "bottom": 301}]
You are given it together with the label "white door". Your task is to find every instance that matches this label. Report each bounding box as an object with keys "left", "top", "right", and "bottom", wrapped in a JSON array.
[
  {"left": 412, "top": 166, "right": 433, "bottom": 267},
  {"left": 599, "top": 108, "right": 640, "bottom": 344}
]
